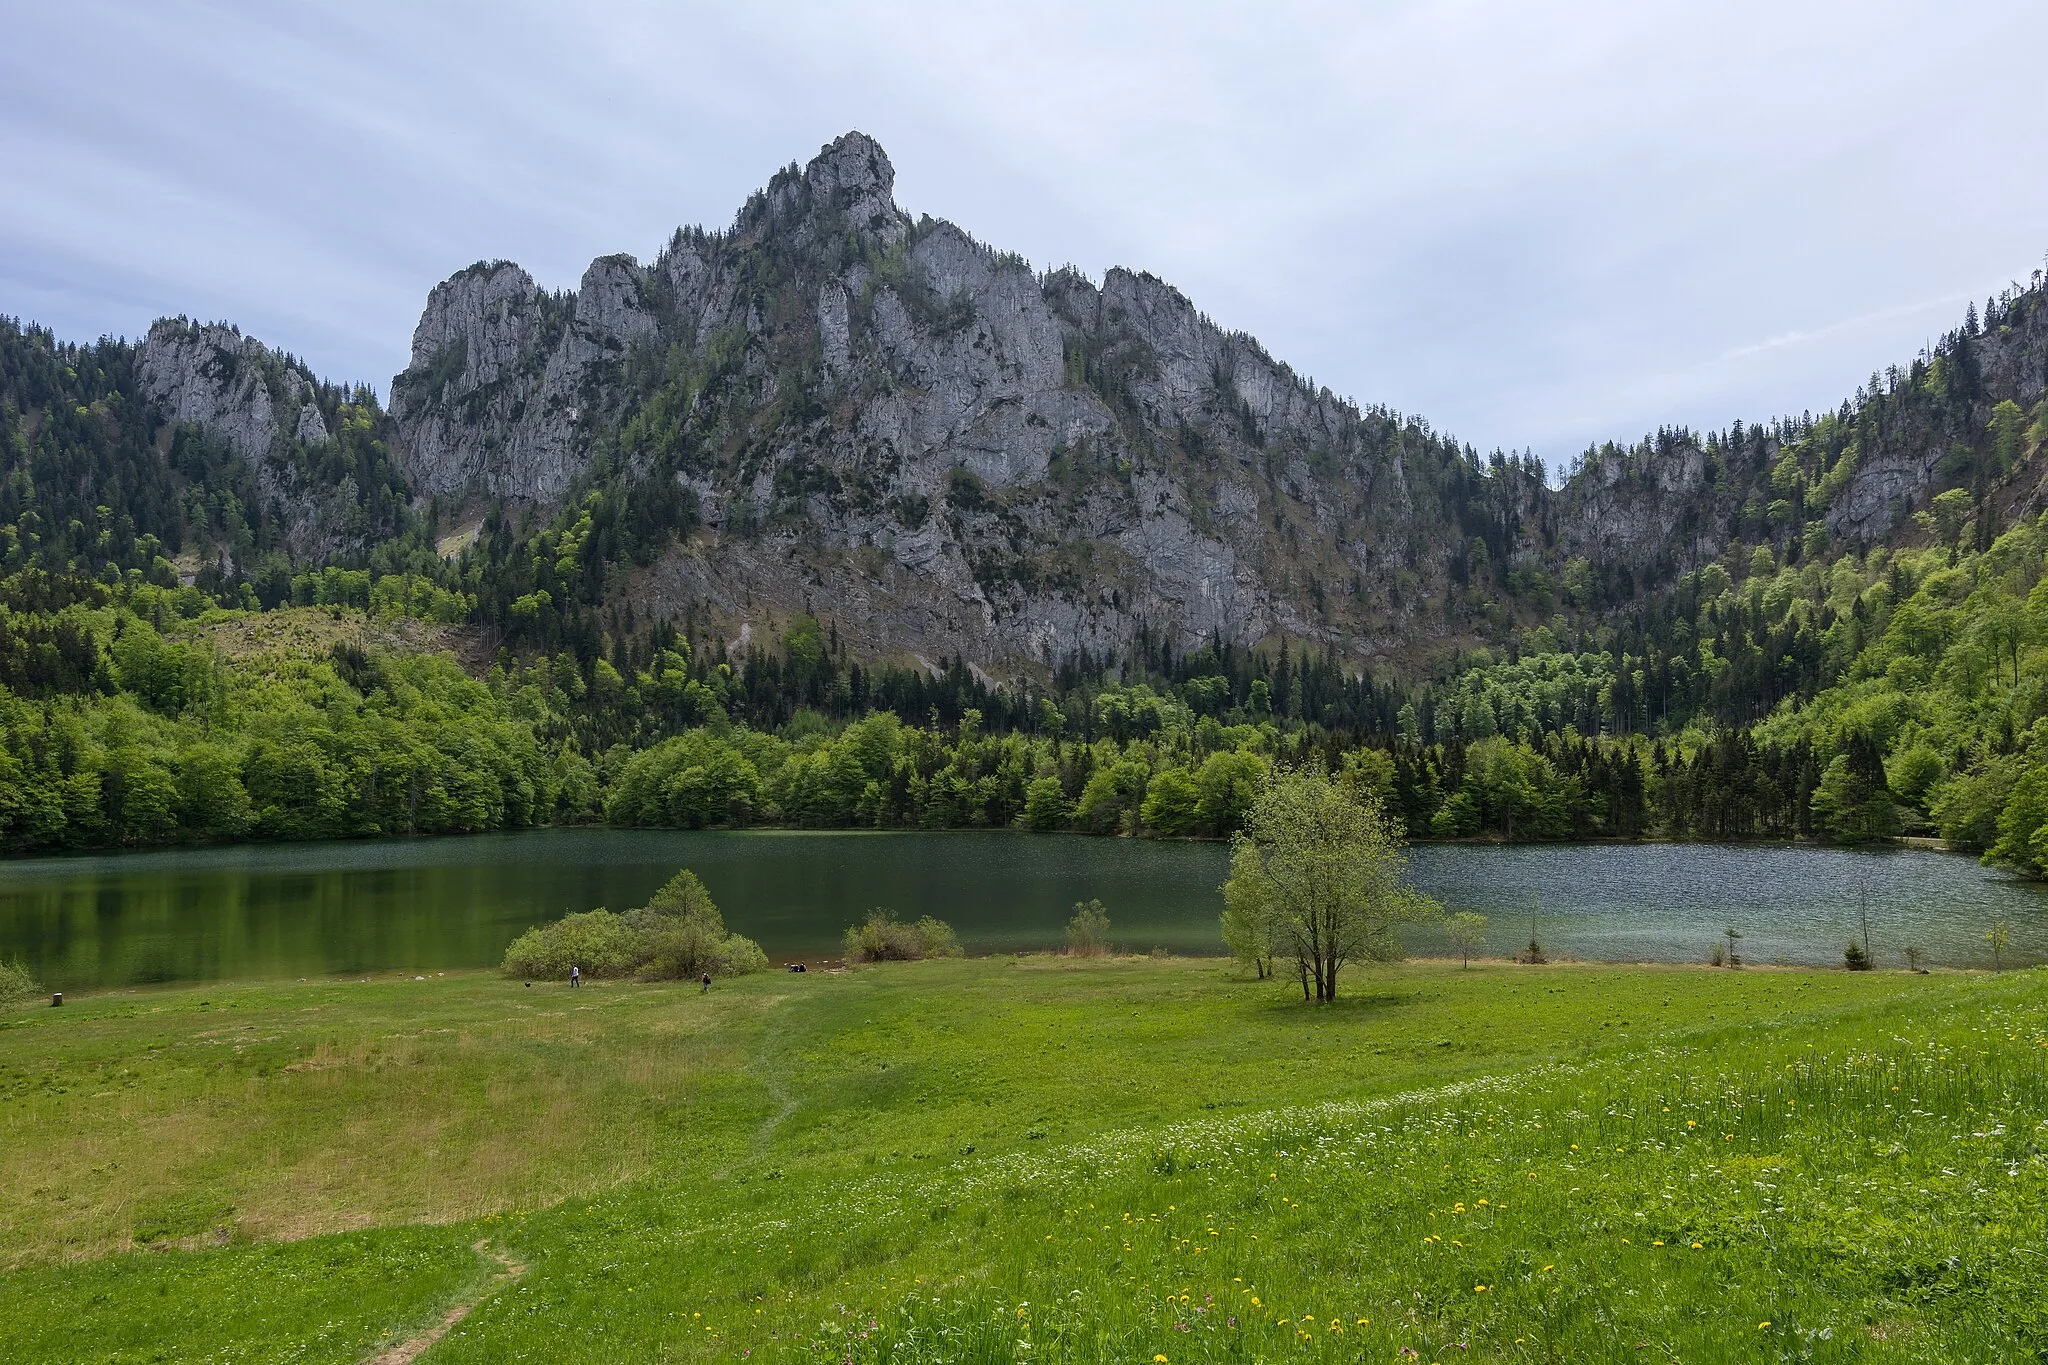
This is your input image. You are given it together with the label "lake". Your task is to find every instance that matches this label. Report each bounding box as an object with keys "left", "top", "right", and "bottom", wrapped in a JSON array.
[{"left": 2, "top": 830, "right": 2044, "bottom": 991}]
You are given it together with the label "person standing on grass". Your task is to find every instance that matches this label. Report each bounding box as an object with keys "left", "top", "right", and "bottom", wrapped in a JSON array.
[
  {"left": 570, "top": 964, "right": 581, "bottom": 988},
  {"left": 701, "top": 972, "right": 711, "bottom": 993}
]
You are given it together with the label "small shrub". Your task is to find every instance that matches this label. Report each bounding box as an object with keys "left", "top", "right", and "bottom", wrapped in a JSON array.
[
  {"left": 1844, "top": 941, "right": 1872, "bottom": 971},
  {"left": 844, "top": 909, "right": 923, "bottom": 962},
  {"left": 1708, "top": 943, "right": 1726, "bottom": 968},
  {"left": 913, "top": 916, "right": 962, "bottom": 957},
  {"left": 843, "top": 909, "right": 963, "bottom": 963},
  {"left": 1065, "top": 900, "right": 1110, "bottom": 956},
  {"left": 1518, "top": 939, "right": 1548, "bottom": 965},
  {"left": 0, "top": 958, "right": 40, "bottom": 1006}
]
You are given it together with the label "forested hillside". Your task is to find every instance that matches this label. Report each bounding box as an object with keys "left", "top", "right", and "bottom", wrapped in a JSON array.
[
  {"left": 0, "top": 318, "right": 413, "bottom": 599},
  {"left": 8, "top": 491, "right": 2048, "bottom": 870}
]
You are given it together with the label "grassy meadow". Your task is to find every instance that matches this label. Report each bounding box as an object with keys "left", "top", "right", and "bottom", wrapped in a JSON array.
[{"left": 0, "top": 956, "right": 2042, "bottom": 1362}]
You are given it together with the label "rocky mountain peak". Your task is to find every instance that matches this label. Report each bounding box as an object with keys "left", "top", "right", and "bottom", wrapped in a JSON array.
[
  {"left": 762, "top": 130, "right": 909, "bottom": 247},
  {"left": 804, "top": 130, "right": 895, "bottom": 206}
]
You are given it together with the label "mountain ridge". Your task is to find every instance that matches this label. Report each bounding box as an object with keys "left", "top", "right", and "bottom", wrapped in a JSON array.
[{"left": 22, "top": 130, "right": 2048, "bottom": 677}]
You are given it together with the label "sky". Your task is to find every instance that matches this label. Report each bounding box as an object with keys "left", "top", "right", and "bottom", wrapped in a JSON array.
[{"left": 5, "top": 0, "right": 2046, "bottom": 467}]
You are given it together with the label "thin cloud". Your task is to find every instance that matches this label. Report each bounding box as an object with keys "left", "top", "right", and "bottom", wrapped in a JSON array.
[
  {"left": 3, "top": 1, "right": 2045, "bottom": 456},
  {"left": 1719, "top": 296, "right": 1967, "bottom": 363}
]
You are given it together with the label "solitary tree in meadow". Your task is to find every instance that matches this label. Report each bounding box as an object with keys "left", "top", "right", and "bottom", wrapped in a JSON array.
[
  {"left": 1221, "top": 764, "right": 1438, "bottom": 1003},
  {"left": 1986, "top": 918, "right": 2012, "bottom": 972},
  {"left": 1446, "top": 912, "right": 1487, "bottom": 969}
]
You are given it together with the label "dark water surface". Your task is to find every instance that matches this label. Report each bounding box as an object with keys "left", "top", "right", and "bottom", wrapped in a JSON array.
[{"left": 2, "top": 830, "right": 2043, "bottom": 990}]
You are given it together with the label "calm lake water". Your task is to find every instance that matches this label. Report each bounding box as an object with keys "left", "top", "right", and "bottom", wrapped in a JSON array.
[{"left": 2, "top": 830, "right": 2044, "bottom": 990}]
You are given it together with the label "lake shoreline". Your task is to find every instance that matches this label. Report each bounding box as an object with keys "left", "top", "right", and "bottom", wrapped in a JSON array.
[
  {"left": 5, "top": 829, "right": 2042, "bottom": 990},
  {"left": 4, "top": 947, "right": 1994, "bottom": 1008}
]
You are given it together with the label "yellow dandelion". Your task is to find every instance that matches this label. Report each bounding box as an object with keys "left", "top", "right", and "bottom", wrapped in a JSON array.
[{"left": 1758, "top": 1321, "right": 1772, "bottom": 1330}]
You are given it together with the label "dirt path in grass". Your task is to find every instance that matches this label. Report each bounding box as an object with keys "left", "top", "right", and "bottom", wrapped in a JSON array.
[{"left": 364, "top": 1241, "right": 525, "bottom": 1365}]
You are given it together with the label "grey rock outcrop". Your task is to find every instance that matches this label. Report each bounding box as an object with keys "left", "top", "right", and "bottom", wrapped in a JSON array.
[
  {"left": 134, "top": 319, "right": 395, "bottom": 565},
  {"left": 138, "top": 318, "right": 332, "bottom": 461}
]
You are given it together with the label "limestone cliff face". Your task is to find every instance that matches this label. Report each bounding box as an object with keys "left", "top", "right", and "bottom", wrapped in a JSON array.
[
  {"left": 385, "top": 256, "right": 658, "bottom": 504},
  {"left": 384, "top": 132, "right": 1507, "bottom": 664},
  {"left": 1825, "top": 300, "right": 2048, "bottom": 541},
  {"left": 135, "top": 319, "right": 379, "bottom": 564},
  {"left": 139, "top": 319, "right": 333, "bottom": 461}
]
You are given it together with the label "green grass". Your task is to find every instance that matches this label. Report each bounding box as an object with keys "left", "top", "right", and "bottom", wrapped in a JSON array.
[{"left": 1, "top": 957, "right": 2042, "bottom": 1362}]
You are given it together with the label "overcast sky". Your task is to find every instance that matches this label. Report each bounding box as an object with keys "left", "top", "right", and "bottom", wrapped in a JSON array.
[{"left": 6, "top": 1, "right": 2045, "bottom": 465}]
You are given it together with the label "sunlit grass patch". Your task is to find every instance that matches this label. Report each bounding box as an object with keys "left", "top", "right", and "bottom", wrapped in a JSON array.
[{"left": 437, "top": 976, "right": 2046, "bottom": 1362}]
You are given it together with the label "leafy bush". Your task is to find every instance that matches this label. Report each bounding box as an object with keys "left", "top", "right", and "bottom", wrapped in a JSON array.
[
  {"left": 1065, "top": 899, "right": 1110, "bottom": 956},
  {"left": 501, "top": 909, "right": 644, "bottom": 980},
  {"left": 500, "top": 869, "right": 766, "bottom": 981},
  {"left": 843, "top": 909, "right": 962, "bottom": 963},
  {"left": 0, "top": 958, "right": 41, "bottom": 1005}
]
